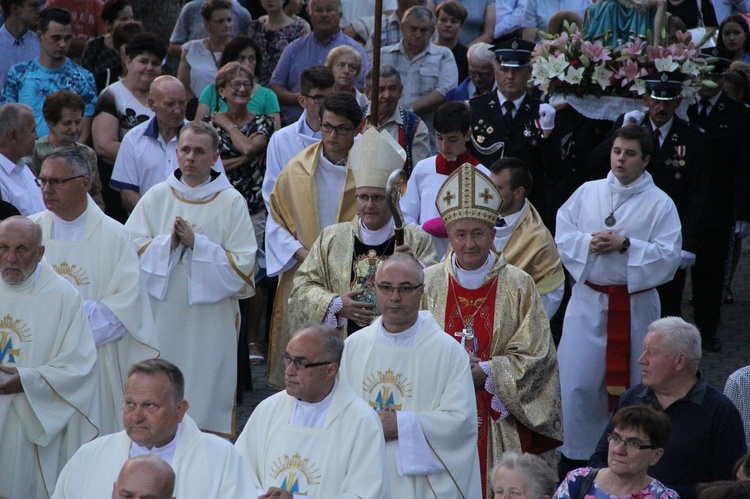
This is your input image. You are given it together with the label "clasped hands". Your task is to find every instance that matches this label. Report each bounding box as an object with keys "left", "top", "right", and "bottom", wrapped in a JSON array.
[
  {"left": 589, "top": 230, "right": 627, "bottom": 255},
  {"left": 170, "top": 216, "right": 195, "bottom": 251}
]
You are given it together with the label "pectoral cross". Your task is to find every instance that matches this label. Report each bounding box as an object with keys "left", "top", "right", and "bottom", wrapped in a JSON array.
[{"left": 454, "top": 326, "right": 476, "bottom": 355}]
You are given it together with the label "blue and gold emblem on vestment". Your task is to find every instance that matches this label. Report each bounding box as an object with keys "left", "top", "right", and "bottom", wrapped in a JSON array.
[
  {"left": 363, "top": 369, "right": 412, "bottom": 411},
  {"left": 0, "top": 315, "right": 32, "bottom": 365},
  {"left": 271, "top": 453, "right": 321, "bottom": 495}
]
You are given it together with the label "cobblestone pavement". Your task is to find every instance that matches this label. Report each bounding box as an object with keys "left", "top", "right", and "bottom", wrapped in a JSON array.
[{"left": 234, "top": 249, "right": 750, "bottom": 436}]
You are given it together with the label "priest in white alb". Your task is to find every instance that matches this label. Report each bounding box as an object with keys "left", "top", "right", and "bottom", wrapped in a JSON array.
[
  {"left": 555, "top": 125, "right": 681, "bottom": 463},
  {"left": 125, "top": 121, "right": 257, "bottom": 437},
  {"left": 30, "top": 147, "right": 159, "bottom": 435},
  {"left": 235, "top": 324, "right": 387, "bottom": 499},
  {"left": 0, "top": 216, "right": 98, "bottom": 499},
  {"left": 289, "top": 127, "right": 437, "bottom": 336},
  {"left": 421, "top": 164, "right": 563, "bottom": 496},
  {"left": 340, "top": 253, "right": 482, "bottom": 498},
  {"left": 53, "top": 359, "right": 257, "bottom": 498}
]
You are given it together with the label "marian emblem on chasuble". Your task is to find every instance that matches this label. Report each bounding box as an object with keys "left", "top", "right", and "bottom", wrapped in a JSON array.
[
  {"left": 363, "top": 369, "right": 412, "bottom": 411},
  {"left": 0, "top": 315, "right": 32, "bottom": 365},
  {"left": 270, "top": 453, "right": 321, "bottom": 494},
  {"left": 53, "top": 261, "right": 91, "bottom": 287}
]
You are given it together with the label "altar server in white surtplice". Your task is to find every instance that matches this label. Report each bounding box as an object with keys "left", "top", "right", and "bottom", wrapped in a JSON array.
[{"left": 555, "top": 124, "right": 681, "bottom": 463}]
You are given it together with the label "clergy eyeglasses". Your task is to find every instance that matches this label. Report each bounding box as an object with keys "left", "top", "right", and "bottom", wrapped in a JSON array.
[
  {"left": 35, "top": 175, "right": 87, "bottom": 188},
  {"left": 355, "top": 194, "right": 386, "bottom": 203},
  {"left": 320, "top": 122, "right": 357, "bottom": 135},
  {"left": 607, "top": 432, "right": 655, "bottom": 451},
  {"left": 375, "top": 283, "right": 424, "bottom": 296},
  {"left": 282, "top": 353, "right": 333, "bottom": 369}
]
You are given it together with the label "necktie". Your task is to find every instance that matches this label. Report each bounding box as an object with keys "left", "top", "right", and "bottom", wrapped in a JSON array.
[
  {"left": 698, "top": 98, "right": 711, "bottom": 120},
  {"left": 652, "top": 128, "right": 661, "bottom": 149},
  {"left": 503, "top": 101, "right": 515, "bottom": 126}
]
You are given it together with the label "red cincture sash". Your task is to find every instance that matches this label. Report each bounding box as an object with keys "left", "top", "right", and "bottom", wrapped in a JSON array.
[{"left": 584, "top": 281, "right": 652, "bottom": 409}]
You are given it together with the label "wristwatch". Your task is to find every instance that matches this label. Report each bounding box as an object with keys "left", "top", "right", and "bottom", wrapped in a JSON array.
[{"left": 620, "top": 237, "right": 631, "bottom": 254}]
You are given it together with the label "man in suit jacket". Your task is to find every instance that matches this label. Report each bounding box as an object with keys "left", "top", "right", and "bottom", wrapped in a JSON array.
[
  {"left": 685, "top": 48, "right": 750, "bottom": 352},
  {"left": 468, "top": 38, "right": 562, "bottom": 227},
  {"left": 587, "top": 71, "right": 712, "bottom": 320}
]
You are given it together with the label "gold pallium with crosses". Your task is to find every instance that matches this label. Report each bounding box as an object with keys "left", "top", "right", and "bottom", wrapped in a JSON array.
[{"left": 435, "top": 163, "right": 502, "bottom": 228}]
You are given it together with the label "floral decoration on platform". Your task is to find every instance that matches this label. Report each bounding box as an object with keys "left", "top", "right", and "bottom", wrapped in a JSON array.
[{"left": 531, "top": 22, "right": 716, "bottom": 104}]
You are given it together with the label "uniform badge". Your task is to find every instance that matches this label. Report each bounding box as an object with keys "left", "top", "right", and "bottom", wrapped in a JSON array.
[
  {"left": 486, "top": 126, "right": 494, "bottom": 134},
  {"left": 478, "top": 119, "right": 484, "bottom": 124},
  {"left": 477, "top": 135, "right": 485, "bottom": 143},
  {"left": 665, "top": 159, "right": 672, "bottom": 166},
  {"left": 674, "top": 172, "right": 682, "bottom": 179}
]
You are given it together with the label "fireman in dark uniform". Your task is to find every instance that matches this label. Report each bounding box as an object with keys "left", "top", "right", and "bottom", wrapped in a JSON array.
[{"left": 468, "top": 37, "right": 562, "bottom": 228}]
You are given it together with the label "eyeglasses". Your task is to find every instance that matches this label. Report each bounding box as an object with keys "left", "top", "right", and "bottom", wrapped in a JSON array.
[
  {"left": 607, "top": 432, "right": 656, "bottom": 451},
  {"left": 227, "top": 80, "right": 253, "bottom": 91},
  {"left": 320, "top": 122, "right": 357, "bottom": 135},
  {"left": 282, "top": 353, "right": 333, "bottom": 369},
  {"left": 35, "top": 175, "right": 86, "bottom": 188},
  {"left": 376, "top": 283, "right": 424, "bottom": 295},
  {"left": 302, "top": 93, "right": 328, "bottom": 104},
  {"left": 355, "top": 194, "right": 386, "bottom": 203}
]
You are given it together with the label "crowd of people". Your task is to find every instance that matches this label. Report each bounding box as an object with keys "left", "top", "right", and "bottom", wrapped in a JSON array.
[{"left": 3, "top": 0, "right": 750, "bottom": 498}]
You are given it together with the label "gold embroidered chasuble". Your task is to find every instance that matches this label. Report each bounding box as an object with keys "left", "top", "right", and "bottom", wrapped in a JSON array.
[
  {"left": 267, "top": 142, "right": 358, "bottom": 388},
  {"left": 421, "top": 251, "right": 563, "bottom": 488},
  {"left": 503, "top": 201, "right": 564, "bottom": 295},
  {"left": 289, "top": 216, "right": 437, "bottom": 334}
]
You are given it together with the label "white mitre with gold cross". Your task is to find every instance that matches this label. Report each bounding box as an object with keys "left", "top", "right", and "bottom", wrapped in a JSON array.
[
  {"left": 435, "top": 163, "right": 502, "bottom": 228},
  {"left": 349, "top": 127, "right": 406, "bottom": 188}
]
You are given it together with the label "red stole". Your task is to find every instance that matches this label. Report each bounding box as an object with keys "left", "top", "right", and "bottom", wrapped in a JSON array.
[
  {"left": 435, "top": 150, "right": 480, "bottom": 176},
  {"left": 444, "top": 275, "right": 497, "bottom": 496}
]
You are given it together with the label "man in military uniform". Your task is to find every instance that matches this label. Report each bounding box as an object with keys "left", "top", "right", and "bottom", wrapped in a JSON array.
[
  {"left": 587, "top": 71, "right": 712, "bottom": 321},
  {"left": 468, "top": 37, "right": 562, "bottom": 227},
  {"left": 685, "top": 48, "right": 750, "bottom": 352}
]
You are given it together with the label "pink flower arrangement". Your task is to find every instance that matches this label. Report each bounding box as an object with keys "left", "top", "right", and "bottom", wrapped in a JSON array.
[{"left": 531, "top": 22, "right": 713, "bottom": 102}]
